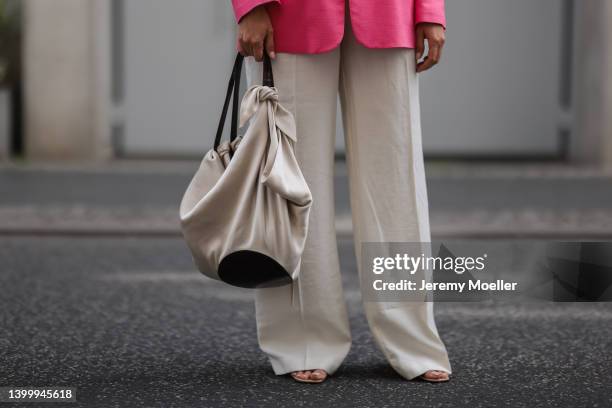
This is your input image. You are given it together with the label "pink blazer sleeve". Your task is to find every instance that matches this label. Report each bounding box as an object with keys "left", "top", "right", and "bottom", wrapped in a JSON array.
[
  {"left": 414, "top": 0, "right": 446, "bottom": 28},
  {"left": 231, "top": 0, "right": 280, "bottom": 22}
]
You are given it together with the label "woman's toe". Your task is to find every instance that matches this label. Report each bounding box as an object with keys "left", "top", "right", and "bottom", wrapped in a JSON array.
[
  {"left": 292, "top": 371, "right": 309, "bottom": 380},
  {"left": 310, "top": 369, "right": 327, "bottom": 381}
]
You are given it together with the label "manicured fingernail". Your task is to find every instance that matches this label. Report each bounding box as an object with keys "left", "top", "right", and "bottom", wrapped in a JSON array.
[{"left": 269, "top": 51, "right": 276, "bottom": 59}]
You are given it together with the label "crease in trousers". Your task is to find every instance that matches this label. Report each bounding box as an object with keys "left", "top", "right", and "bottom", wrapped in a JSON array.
[{"left": 244, "top": 14, "right": 452, "bottom": 380}]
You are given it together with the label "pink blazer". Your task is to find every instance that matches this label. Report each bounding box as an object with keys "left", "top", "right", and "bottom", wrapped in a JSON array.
[{"left": 232, "top": 0, "right": 446, "bottom": 54}]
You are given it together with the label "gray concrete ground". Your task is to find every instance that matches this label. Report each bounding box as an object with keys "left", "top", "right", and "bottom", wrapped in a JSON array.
[{"left": 1, "top": 161, "right": 612, "bottom": 407}]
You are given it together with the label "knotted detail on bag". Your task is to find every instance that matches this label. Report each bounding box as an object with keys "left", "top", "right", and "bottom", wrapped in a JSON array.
[{"left": 239, "top": 85, "right": 310, "bottom": 208}]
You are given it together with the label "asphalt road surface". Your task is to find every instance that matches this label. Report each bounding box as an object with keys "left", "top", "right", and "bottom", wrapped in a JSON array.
[{"left": 1, "top": 236, "right": 611, "bottom": 407}]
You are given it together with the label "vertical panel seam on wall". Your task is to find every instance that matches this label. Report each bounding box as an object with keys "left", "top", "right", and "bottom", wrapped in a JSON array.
[
  {"left": 557, "top": 0, "right": 575, "bottom": 160},
  {"left": 88, "top": 0, "right": 99, "bottom": 158},
  {"left": 110, "top": 0, "right": 125, "bottom": 156},
  {"left": 92, "top": 0, "right": 113, "bottom": 159},
  {"left": 559, "top": 0, "right": 574, "bottom": 110},
  {"left": 111, "top": 0, "right": 125, "bottom": 105}
]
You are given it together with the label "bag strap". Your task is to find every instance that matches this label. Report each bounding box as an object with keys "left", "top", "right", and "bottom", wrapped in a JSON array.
[
  {"left": 262, "top": 52, "right": 274, "bottom": 87},
  {"left": 214, "top": 53, "right": 275, "bottom": 150},
  {"left": 214, "top": 53, "right": 242, "bottom": 150}
]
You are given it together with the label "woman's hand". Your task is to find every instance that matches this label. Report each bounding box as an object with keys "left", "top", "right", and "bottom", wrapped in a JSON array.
[
  {"left": 237, "top": 6, "right": 275, "bottom": 61},
  {"left": 415, "top": 23, "right": 446, "bottom": 73}
]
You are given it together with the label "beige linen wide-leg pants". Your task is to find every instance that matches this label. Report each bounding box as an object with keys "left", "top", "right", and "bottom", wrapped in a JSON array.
[{"left": 244, "top": 16, "right": 451, "bottom": 380}]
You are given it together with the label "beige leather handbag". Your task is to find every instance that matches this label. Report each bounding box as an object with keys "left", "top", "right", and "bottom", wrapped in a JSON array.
[{"left": 179, "top": 54, "right": 312, "bottom": 288}]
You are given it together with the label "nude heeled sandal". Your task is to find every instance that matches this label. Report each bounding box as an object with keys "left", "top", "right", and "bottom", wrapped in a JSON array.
[{"left": 419, "top": 370, "right": 451, "bottom": 383}]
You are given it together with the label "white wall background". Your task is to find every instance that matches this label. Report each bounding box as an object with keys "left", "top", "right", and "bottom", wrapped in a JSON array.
[
  {"left": 117, "top": 0, "right": 566, "bottom": 158},
  {"left": 419, "top": 0, "right": 564, "bottom": 156},
  {"left": 121, "top": 0, "right": 236, "bottom": 155}
]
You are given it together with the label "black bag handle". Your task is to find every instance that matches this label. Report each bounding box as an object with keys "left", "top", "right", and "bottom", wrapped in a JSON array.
[{"left": 214, "top": 53, "right": 275, "bottom": 150}]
